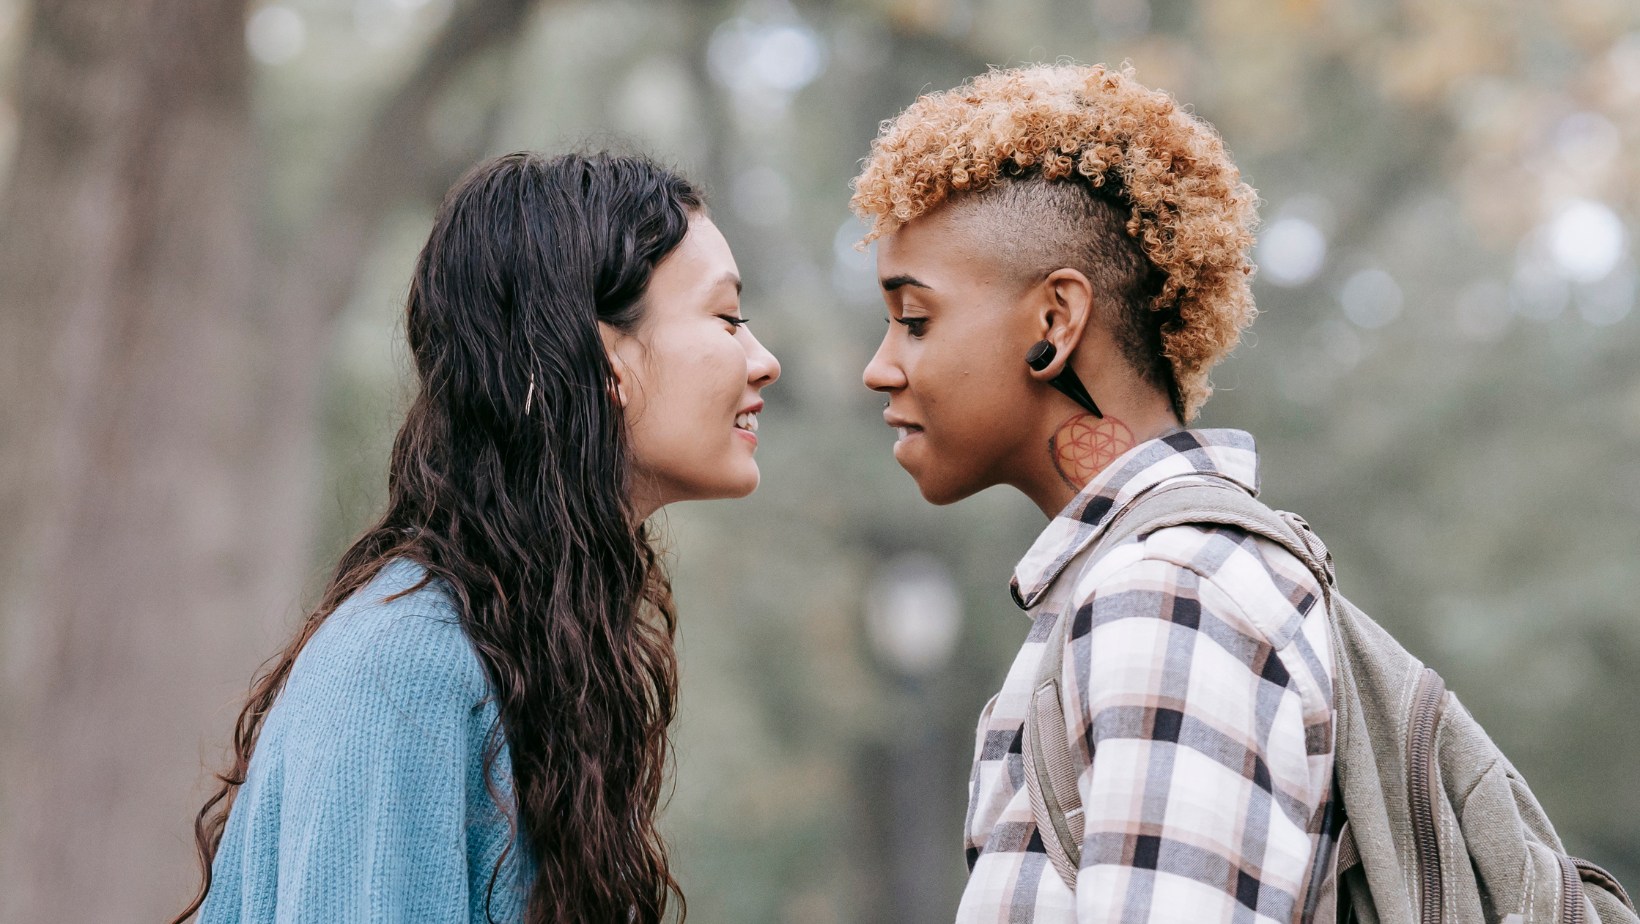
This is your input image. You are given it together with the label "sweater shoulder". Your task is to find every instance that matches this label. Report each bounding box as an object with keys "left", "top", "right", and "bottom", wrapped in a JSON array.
[{"left": 288, "top": 560, "right": 489, "bottom": 712}]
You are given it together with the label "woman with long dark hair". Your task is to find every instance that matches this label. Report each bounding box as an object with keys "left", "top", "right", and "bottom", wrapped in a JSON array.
[{"left": 177, "top": 152, "right": 779, "bottom": 924}]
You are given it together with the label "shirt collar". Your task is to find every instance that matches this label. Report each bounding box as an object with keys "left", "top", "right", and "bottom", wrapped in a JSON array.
[{"left": 1009, "top": 428, "right": 1261, "bottom": 610}]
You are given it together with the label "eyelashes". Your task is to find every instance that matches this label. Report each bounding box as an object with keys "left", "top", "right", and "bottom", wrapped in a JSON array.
[{"left": 720, "top": 315, "right": 750, "bottom": 328}]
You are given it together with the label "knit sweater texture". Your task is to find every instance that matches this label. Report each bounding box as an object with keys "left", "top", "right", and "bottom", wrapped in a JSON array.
[{"left": 199, "top": 560, "right": 528, "bottom": 923}]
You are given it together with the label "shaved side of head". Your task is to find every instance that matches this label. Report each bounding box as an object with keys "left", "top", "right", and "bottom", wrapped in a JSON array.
[{"left": 934, "top": 175, "right": 1170, "bottom": 400}]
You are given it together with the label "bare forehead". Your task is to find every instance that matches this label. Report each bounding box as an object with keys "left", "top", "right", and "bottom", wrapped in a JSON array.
[
  {"left": 679, "top": 214, "right": 737, "bottom": 270},
  {"left": 877, "top": 195, "right": 1043, "bottom": 285},
  {"left": 655, "top": 215, "right": 740, "bottom": 292}
]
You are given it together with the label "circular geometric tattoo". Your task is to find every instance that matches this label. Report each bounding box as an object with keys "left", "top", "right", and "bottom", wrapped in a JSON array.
[{"left": 1050, "top": 414, "right": 1135, "bottom": 489}]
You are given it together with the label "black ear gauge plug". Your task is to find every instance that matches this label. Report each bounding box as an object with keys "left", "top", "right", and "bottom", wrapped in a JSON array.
[
  {"left": 1025, "top": 340, "right": 1056, "bottom": 371},
  {"left": 1024, "top": 339, "right": 1103, "bottom": 418}
]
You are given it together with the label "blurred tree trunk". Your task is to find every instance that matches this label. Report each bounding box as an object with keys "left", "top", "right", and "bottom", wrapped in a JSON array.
[
  {"left": 0, "top": 1, "right": 291, "bottom": 919},
  {"left": 0, "top": 0, "right": 538, "bottom": 920}
]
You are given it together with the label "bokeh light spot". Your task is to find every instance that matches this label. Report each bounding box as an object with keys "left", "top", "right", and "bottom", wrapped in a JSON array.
[
  {"left": 709, "top": 17, "right": 826, "bottom": 94},
  {"left": 864, "top": 554, "right": 963, "bottom": 676},
  {"left": 1555, "top": 112, "right": 1621, "bottom": 172},
  {"left": 354, "top": 0, "right": 415, "bottom": 48},
  {"left": 1314, "top": 318, "right": 1362, "bottom": 370},
  {"left": 1576, "top": 263, "right": 1636, "bottom": 326},
  {"left": 1257, "top": 216, "right": 1327, "bottom": 287},
  {"left": 246, "top": 5, "right": 306, "bottom": 66},
  {"left": 1339, "top": 269, "right": 1402, "bottom": 329},
  {"left": 1547, "top": 199, "right": 1625, "bottom": 284}
]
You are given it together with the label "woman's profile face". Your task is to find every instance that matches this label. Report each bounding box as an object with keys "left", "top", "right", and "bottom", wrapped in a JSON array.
[{"left": 609, "top": 214, "right": 780, "bottom": 518}]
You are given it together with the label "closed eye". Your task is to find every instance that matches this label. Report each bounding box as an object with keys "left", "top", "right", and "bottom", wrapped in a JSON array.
[
  {"left": 720, "top": 315, "right": 750, "bottom": 328},
  {"left": 894, "top": 316, "right": 928, "bottom": 337}
]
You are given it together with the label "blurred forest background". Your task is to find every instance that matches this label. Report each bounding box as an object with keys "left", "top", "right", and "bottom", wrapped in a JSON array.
[{"left": 1, "top": 0, "right": 1638, "bottom": 921}]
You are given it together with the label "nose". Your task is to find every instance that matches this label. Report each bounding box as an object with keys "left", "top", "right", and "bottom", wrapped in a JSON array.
[
  {"left": 863, "top": 328, "right": 905, "bottom": 393},
  {"left": 743, "top": 328, "right": 780, "bottom": 388}
]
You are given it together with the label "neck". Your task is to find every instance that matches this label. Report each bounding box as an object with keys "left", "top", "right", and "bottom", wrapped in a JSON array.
[
  {"left": 1011, "top": 384, "right": 1180, "bottom": 519},
  {"left": 628, "top": 471, "right": 668, "bottom": 525}
]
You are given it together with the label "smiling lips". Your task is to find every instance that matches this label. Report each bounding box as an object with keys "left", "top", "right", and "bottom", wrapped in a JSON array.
[{"left": 885, "top": 411, "right": 923, "bottom": 444}]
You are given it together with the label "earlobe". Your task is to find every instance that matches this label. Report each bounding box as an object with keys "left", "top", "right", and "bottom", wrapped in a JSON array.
[
  {"left": 1025, "top": 340, "right": 1063, "bottom": 377},
  {"left": 1024, "top": 338, "right": 1103, "bottom": 418},
  {"left": 607, "top": 358, "right": 629, "bottom": 409},
  {"left": 597, "top": 320, "right": 632, "bottom": 409}
]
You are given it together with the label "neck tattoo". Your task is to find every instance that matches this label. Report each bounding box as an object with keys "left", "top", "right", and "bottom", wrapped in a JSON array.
[{"left": 1050, "top": 412, "right": 1135, "bottom": 490}]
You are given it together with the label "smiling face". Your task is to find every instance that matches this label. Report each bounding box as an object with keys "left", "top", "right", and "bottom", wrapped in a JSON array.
[
  {"left": 608, "top": 215, "right": 780, "bottom": 518},
  {"left": 862, "top": 211, "right": 1051, "bottom": 505}
]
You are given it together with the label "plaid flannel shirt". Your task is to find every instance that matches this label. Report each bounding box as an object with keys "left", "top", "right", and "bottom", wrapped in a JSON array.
[{"left": 957, "top": 429, "right": 1337, "bottom": 924}]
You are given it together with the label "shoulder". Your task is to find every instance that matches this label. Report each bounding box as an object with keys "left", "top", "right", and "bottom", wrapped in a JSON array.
[
  {"left": 1070, "top": 521, "right": 1325, "bottom": 651},
  {"left": 288, "top": 560, "right": 489, "bottom": 713},
  {"left": 1063, "top": 527, "right": 1336, "bottom": 732}
]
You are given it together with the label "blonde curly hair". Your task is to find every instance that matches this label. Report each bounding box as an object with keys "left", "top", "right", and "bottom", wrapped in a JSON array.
[{"left": 850, "top": 63, "right": 1259, "bottom": 421}]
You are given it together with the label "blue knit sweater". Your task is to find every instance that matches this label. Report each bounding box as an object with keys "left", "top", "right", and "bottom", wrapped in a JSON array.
[{"left": 199, "top": 560, "right": 528, "bottom": 923}]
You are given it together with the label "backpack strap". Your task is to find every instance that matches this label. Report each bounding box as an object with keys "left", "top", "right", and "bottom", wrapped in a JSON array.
[{"left": 1022, "top": 477, "right": 1337, "bottom": 890}]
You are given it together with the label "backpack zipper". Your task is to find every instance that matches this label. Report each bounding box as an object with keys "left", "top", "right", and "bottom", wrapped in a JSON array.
[
  {"left": 1571, "top": 858, "right": 1634, "bottom": 912},
  {"left": 1557, "top": 855, "right": 1588, "bottom": 924},
  {"left": 1407, "top": 668, "right": 1448, "bottom": 924}
]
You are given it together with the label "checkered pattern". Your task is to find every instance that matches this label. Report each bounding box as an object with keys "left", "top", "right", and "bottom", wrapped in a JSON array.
[{"left": 958, "top": 429, "right": 1338, "bottom": 924}]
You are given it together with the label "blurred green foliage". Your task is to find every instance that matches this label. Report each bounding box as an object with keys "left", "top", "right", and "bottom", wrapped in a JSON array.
[{"left": 163, "top": 0, "right": 1640, "bottom": 919}]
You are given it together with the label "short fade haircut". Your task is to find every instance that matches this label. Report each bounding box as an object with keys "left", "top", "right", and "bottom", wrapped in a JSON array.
[{"left": 850, "top": 64, "right": 1259, "bottom": 421}]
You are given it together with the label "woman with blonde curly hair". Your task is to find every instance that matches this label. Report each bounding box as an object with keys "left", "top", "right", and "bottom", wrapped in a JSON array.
[{"left": 858, "top": 64, "right": 1339, "bottom": 923}]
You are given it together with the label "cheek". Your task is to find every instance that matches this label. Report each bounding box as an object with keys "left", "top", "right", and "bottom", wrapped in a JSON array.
[
  {"left": 668, "top": 334, "right": 744, "bottom": 420},
  {"left": 639, "top": 326, "right": 733, "bottom": 402},
  {"left": 906, "top": 344, "right": 1032, "bottom": 493},
  {"left": 627, "top": 330, "right": 750, "bottom": 479},
  {"left": 915, "top": 341, "right": 1021, "bottom": 440}
]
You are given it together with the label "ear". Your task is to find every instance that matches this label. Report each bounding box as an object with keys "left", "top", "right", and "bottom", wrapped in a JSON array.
[
  {"left": 1026, "top": 267, "right": 1097, "bottom": 382},
  {"left": 597, "top": 321, "right": 631, "bottom": 409}
]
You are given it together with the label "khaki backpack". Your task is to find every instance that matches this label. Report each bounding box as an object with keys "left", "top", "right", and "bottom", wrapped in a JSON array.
[{"left": 1021, "top": 478, "right": 1638, "bottom": 924}]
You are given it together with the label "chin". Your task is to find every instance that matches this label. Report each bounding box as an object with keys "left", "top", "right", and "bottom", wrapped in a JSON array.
[
  {"left": 915, "top": 478, "right": 981, "bottom": 506},
  {"left": 899, "top": 455, "right": 982, "bottom": 506},
  {"left": 713, "top": 463, "right": 760, "bottom": 500}
]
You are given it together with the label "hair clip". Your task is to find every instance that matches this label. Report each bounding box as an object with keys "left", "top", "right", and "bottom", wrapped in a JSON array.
[{"left": 1025, "top": 340, "right": 1102, "bottom": 418}]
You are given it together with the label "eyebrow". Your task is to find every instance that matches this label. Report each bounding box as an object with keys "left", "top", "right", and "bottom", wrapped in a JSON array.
[
  {"left": 716, "top": 272, "right": 743, "bottom": 295},
  {"left": 880, "top": 274, "right": 932, "bottom": 292}
]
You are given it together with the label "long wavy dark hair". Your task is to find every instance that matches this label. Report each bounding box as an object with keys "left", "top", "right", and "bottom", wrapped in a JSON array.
[{"left": 177, "top": 152, "right": 702, "bottom": 924}]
